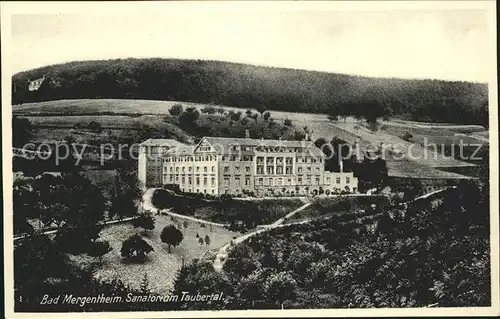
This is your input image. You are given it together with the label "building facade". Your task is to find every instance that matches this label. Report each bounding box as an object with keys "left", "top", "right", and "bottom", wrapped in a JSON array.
[{"left": 138, "top": 136, "right": 358, "bottom": 196}]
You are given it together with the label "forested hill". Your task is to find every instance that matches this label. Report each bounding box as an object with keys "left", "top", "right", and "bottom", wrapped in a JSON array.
[{"left": 12, "top": 58, "right": 488, "bottom": 125}]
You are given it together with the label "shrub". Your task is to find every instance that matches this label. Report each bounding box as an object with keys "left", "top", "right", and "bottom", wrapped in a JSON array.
[
  {"left": 120, "top": 234, "right": 153, "bottom": 262},
  {"left": 169, "top": 104, "right": 183, "bottom": 116}
]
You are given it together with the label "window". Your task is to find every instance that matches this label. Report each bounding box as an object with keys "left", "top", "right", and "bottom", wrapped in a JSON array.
[
  {"left": 211, "top": 177, "right": 215, "bottom": 185},
  {"left": 245, "top": 167, "right": 251, "bottom": 173},
  {"left": 204, "top": 166, "right": 207, "bottom": 173},
  {"left": 235, "top": 177, "right": 240, "bottom": 186},
  {"left": 307, "top": 167, "right": 312, "bottom": 173},
  {"left": 196, "top": 166, "right": 200, "bottom": 172},
  {"left": 326, "top": 177, "right": 331, "bottom": 183},
  {"left": 188, "top": 177, "right": 192, "bottom": 184},
  {"left": 196, "top": 177, "right": 200, "bottom": 185},
  {"left": 269, "top": 178, "right": 273, "bottom": 186},
  {"left": 224, "top": 177, "right": 230, "bottom": 186},
  {"left": 212, "top": 166, "right": 215, "bottom": 172},
  {"left": 224, "top": 166, "right": 230, "bottom": 173},
  {"left": 316, "top": 167, "right": 320, "bottom": 172},
  {"left": 170, "top": 167, "right": 173, "bottom": 172},
  {"left": 346, "top": 177, "right": 351, "bottom": 184},
  {"left": 298, "top": 167, "right": 303, "bottom": 173},
  {"left": 245, "top": 178, "right": 250, "bottom": 186},
  {"left": 235, "top": 166, "right": 240, "bottom": 172},
  {"left": 266, "top": 166, "right": 274, "bottom": 174},
  {"left": 315, "top": 177, "right": 320, "bottom": 184},
  {"left": 258, "top": 178, "right": 263, "bottom": 186},
  {"left": 336, "top": 177, "right": 341, "bottom": 184},
  {"left": 182, "top": 176, "right": 185, "bottom": 184},
  {"left": 277, "top": 178, "right": 283, "bottom": 186},
  {"left": 188, "top": 167, "right": 192, "bottom": 172},
  {"left": 204, "top": 177, "right": 207, "bottom": 185},
  {"left": 298, "top": 177, "right": 302, "bottom": 184}
]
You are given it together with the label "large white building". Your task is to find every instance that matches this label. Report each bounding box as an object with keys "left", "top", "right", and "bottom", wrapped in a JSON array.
[{"left": 138, "top": 136, "right": 358, "bottom": 196}]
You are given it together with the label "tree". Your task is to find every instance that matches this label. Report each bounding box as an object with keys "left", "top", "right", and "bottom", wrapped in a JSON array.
[
  {"left": 173, "top": 261, "right": 232, "bottom": 310},
  {"left": 12, "top": 117, "right": 33, "bottom": 147},
  {"left": 263, "top": 111, "right": 271, "bottom": 121},
  {"left": 179, "top": 107, "right": 200, "bottom": 132},
  {"left": 283, "top": 119, "right": 292, "bottom": 126},
  {"left": 169, "top": 103, "right": 183, "bottom": 116},
  {"left": 120, "top": 234, "right": 154, "bottom": 261},
  {"left": 264, "top": 271, "right": 298, "bottom": 309},
  {"left": 88, "top": 240, "right": 112, "bottom": 264},
  {"left": 201, "top": 105, "right": 216, "bottom": 114},
  {"left": 139, "top": 273, "right": 151, "bottom": 294},
  {"left": 204, "top": 234, "right": 211, "bottom": 246},
  {"left": 230, "top": 111, "right": 242, "bottom": 121},
  {"left": 32, "top": 173, "right": 106, "bottom": 244},
  {"left": 160, "top": 225, "right": 184, "bottom": 253},
  {"left": 256, "top": 104, "right": 267, "bottom": 117},
  {"left": 198, "top": 237, "right": 204, "bottom": 245},
  {"left": 87, "top": 121, "right": 102, "bottom": 133},
  {"left": 402, "top": 131, "right": 413, "bottom": 142},
  {"left": 133, "top": 211, "right": 155, "bottom": 233}
]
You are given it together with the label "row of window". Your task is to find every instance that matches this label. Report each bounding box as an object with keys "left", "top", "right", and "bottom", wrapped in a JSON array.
[
  {"left": 164, "top": 175, "right": 217, "bottom": 186},
  {"left": 325, "top": 176, "right": 351, "bottom": 184},
  {"left": 162, "top": 154, "right": 322, "bottom": 163},
  {"left": 256, "top": 166, "right": 294, "bottom": 175},
  {"left": 229, "top": 146, "right": 306, "bottom": 153},
  {"left": 164, "top": 155, "right": 215, "bottom": 162},
  {"left": 254, "top": 176, "right": 322, "bottom": 186},
  {"left": 256, "top": 156, "right": 321, "bottom": 164},
  {"left": 224, "top": 166, "right": 251, "bottom": 173},
  {"left": 223, "top": 176, "right": 251, "bottom": 186},
  {"left": 182, "top": 188, "right": 216, "bottom": 195},
  {"left": 167, "top": 166, "right": 216, "bottom": 173}
]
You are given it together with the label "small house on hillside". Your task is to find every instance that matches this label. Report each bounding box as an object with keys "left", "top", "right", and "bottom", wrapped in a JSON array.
[{"left": 28, "top": 76, "right": 45, "bottom": 91}]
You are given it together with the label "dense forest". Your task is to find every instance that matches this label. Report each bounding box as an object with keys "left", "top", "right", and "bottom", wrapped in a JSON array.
[
  {"left": 12, "top": 58, "right": 488, "bottom": 126},
  {"left": 173, "top": 179, "right": 490, "bottom": 309}
]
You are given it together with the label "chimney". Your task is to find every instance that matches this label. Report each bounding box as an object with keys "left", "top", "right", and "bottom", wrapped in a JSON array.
[
  {"left": 305, "top": 133, "right": 309, "bottom": 141},
  {"left": 245, "top": 129, "right": 250, "bottom": 139},
  {"left": 339, "top": 159, "right": 344, "bottom": 173}
]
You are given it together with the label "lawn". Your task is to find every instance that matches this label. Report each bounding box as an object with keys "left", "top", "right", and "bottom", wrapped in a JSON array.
[
  {"left": 70, "top": 215, "right": 239, "bottom": 294},
  {"left": 334, "top": 119, "right": 474, "bottom": 169},
  {"left": 284, "top": 196, "right": 388, "bottom": 223},
  {"left": 152, "top": 190, "right": 305, "bottom": 228}
]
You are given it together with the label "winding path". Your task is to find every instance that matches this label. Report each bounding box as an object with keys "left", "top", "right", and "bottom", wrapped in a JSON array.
[
  {"left": 141, "top": 188, "right": 228, "bottom": 227},
  {"left": 213, "top": 200, "right": 313, "bottom": 272}
]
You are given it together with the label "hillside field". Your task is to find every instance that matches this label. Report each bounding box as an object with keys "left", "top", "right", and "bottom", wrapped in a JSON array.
[{"left": 13, "top": 99, "right": 488, "bottom": 179}]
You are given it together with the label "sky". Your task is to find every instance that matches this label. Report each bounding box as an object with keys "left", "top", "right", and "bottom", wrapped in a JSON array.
[{"left": 8, "top": 3, "right": 495, "bottom": 82}]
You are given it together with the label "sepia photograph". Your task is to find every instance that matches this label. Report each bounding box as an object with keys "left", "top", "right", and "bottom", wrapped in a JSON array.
[{"left": 1, "top": 1, "right": 498, "bottom": 318}]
